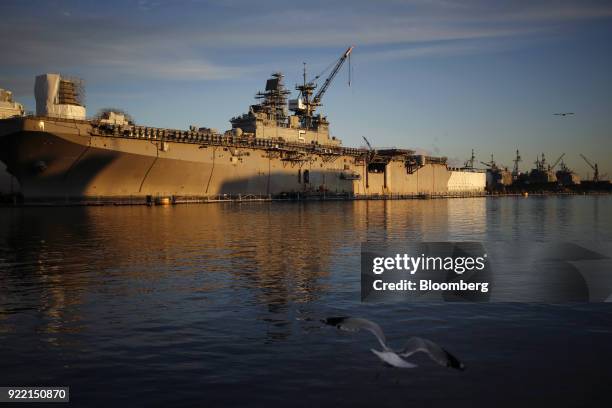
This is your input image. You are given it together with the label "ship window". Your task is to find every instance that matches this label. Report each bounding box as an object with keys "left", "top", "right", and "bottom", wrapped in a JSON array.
[{"left": 304, "top": 170, "right": 310, "bottom": 184}]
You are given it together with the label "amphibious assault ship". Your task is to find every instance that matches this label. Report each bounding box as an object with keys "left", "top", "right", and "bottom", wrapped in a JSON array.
[{"left": 0, "top": 48, "right": 485, "bottom": 203}]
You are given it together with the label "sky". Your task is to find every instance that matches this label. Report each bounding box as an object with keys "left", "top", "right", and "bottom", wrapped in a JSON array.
[{"left": 1, "top": 0, "right": 611, "bottom": 177}]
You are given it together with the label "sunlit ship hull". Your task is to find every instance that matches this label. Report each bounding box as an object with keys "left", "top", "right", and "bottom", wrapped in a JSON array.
[{"left": 0, "top": 116, "right": 485, "bottom": 202}]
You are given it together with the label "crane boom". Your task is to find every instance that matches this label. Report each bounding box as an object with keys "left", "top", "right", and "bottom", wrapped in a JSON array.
[
  {"left": 313, "top": 46, "right": 353, "bottom": 105},
  {"left": 550, "top": 153, "right": 565, "bottom": 170},
  {"left": 580, "top": 154, "right": 595, "bottom": 170},
  {"left": 580, "top": 154, "right": 599, "bottom": 182}
]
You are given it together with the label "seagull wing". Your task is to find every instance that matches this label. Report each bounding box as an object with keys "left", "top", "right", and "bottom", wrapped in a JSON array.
[
  {"left": 398, "top": 337, "right": 465, "bottom": 371},
  {"left": 324, "top": 317, "right": 388, "bottom": 350},
  {"left": 371, "top": 349, "right": 418, "bottom": 368}
]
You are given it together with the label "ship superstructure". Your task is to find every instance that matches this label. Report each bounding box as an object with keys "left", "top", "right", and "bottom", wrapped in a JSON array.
[
  {"left": 0, "top": 89, "right": 25, "bottom": 119},
  {"left": 556, "top": 158, "right": 581, "bottom": 186},
  {"left": 34, "top": 73, "right": 86, "bottom": 120},
  {"left": 528, "top": 153, "right": 556, "bottom": 184},
  {"left": 229, "top": 47, "right": 354, "bottom": 146}
]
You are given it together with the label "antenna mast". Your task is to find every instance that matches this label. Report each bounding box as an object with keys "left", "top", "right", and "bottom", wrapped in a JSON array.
[{"left": 512, "top": 150, "right": 522, "bottom": 176}]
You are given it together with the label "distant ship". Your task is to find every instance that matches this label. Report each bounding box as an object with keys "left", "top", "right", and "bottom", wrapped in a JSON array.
[
  {"left": 0, "top": 88, "right": 24, "bottom": 119},
  {"left": 556, "top": 158, "right": 581, "bottom": 186},
  {"left": 0, "top": 49, "right": 485, "bottom": 203},
  {"left": 529, "top": 153, "right": 565, "bottom": 185}
]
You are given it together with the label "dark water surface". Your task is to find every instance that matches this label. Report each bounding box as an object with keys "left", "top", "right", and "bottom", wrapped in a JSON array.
[{"left": 1, "top": 196, "right": 612, "bottom": 407}]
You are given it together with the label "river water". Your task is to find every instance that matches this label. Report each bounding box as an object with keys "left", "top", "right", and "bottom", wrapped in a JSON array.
[{"left": 1, "top": 196, "right": 611, "bottom": 406}]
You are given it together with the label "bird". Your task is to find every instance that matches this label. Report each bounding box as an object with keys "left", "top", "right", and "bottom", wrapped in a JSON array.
[
  {"left": 323, "top": 316, "right": 465, "bottom": 370},
  {"left": 553, "top": 112, "right": 574, "bottom": 116}
]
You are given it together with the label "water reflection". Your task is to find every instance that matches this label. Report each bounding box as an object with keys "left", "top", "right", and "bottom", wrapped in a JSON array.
[
  {"left": 2, "top": 197, "right": 607, "bottom": 329},
  {"left": 0, "top": 199, "right": 491, "bottom": 339},
  {"left": 0, "top": 197, "right": 611, "bottom": 406},
  {"left": 0, "top": 208, "right": 91, "bottom": 337}
]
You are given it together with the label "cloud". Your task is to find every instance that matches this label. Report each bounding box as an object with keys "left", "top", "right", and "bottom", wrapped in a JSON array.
[
  {"left": 112, "top": 59, "right": 250, "bottom": 80},
  {"left": 0, "top": 16, "right": 249, "bottom": 84},
  {"left": 188, "top": 0, "right": 612, "bottom": 47},
  {"left": 358, "top": 40, "right": 499, "bottom": 61},
  {"left": 0, "top": 0, "right": 611, "bottom": 87}
]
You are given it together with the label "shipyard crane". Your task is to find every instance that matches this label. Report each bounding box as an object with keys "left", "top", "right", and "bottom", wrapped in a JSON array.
[
  {"left": 291, "top": 47, "right": 354, "bottom": 121},
  {"left": 312, "top": 46, "right": 353, "bottom": 107},
  {"left": 550, "top": 153, "right": 565, "bottom": 170},
  {"left": 361, "top": 136, "right": 377, "bottom": 162},
  {"left": 580, "top": 154, "right": 599, "bottom": 182},
  {"left": 362, "top": 136, "right": 374, "bottom": 151},
  {"left": 480, "top": 154, "right": 498, "bottom": 169}
]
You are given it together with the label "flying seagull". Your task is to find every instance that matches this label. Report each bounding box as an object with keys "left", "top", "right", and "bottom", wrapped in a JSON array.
[
  {"left": 323, "top": 316, "right": 465, "bottom": 370},
  {"left": 553, "top": 112, "right": 574, "bottom": 116}
]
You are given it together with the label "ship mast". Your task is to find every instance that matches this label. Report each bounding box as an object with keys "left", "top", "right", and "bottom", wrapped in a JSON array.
[
  {"left": 254, "top": 72, "right": 290, "bottom": 127},
  {"left": 512, "top": 150, "right": 522, "bottom": 177},
  {"left": 463, "top": 149, "right": 476, "bottom": 169}
]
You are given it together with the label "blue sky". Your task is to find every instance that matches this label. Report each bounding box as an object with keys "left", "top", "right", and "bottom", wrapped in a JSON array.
[{"left": 1, "top": 0, "right": 611, "bottom": 177}]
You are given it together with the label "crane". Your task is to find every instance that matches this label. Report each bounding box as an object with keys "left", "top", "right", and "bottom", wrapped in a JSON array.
[
  {"left": 362, "top": 136, "right": 373, "bottom": 151},
  {"left": 312, "top": 46, "right": 353, "bottom": 106},
  {"left": 291, "top": 46, "right": 353, "bottom": 122},
  {"left": 580, "top": 154, "right": 599, "bottom": 182},
  {"left": 550, "top": 153, "right": 565, "bottom": 170},
  {"left": 480, "top": 154, "right": 498, "bottom": 169}
]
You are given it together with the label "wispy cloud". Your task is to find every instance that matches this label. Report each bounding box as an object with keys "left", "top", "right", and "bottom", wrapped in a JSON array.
[
  {"left": 112, "top": 59, "right": 250, "bottom": 80},
  {"left": 0, "top": 0, "right": 611, "bottom": 86}
]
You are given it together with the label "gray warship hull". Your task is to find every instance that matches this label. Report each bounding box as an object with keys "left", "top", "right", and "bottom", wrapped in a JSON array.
[{"left": 0, "top": 116, "right": 484, "bottom": 202}]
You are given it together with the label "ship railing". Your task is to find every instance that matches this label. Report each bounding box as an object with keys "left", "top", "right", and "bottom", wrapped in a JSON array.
[
  {"left": 22, "top": 116, "right": 357, "bottom": 155},
  {"left": 93, "top": 122, "right": 371, "bottom": 157}
]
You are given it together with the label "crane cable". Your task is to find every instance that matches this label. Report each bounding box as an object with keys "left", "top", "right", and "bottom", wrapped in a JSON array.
[
  {"left": 348, "top": 51, "right": 351, "bottom": 87},
  {"left": 313, "top": 59, "right": 336, "bottom": 83}
]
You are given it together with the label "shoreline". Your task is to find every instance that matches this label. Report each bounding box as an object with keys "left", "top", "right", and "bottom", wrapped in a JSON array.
[{"left": 0, "top": 190, "right": 610, "bottom": 207}]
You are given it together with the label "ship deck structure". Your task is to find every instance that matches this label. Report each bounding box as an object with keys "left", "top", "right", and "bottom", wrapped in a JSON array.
[{"left": 0, "top": 49, "right": 494, "bottom": 203}]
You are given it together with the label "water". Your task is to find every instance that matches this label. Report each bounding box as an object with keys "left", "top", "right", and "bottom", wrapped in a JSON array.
[{"left": 1, "top": 196, "right": 611, "bottom": 406}]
